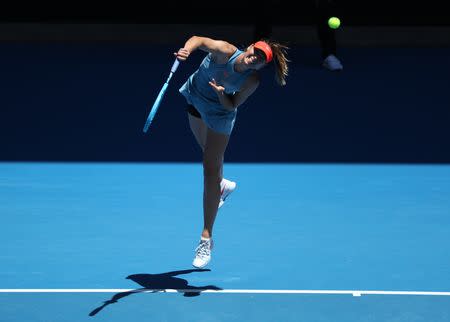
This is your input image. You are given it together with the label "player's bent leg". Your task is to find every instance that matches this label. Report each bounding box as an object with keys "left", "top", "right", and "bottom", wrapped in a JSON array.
[{"left": 188, "top": 113, "right": 207, "bottom": 151}]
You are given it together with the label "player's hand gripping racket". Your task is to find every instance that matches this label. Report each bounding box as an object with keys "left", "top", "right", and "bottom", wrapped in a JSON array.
[{"left": 143, "top": 58, "right": 180, "bottom": 133}]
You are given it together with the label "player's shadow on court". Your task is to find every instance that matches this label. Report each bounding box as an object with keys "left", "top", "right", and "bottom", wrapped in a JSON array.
[{"left": 89, "top": 269, "right": 222, "bottom": 317}]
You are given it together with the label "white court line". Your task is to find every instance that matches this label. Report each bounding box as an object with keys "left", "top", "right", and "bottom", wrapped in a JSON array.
[{"left": 0, "top": 289, "right": 449, "bottom": 297}]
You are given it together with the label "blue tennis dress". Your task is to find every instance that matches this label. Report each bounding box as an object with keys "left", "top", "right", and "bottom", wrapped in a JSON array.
[{"left": 179, "top": 49, "right": 253, "bottom": 135}]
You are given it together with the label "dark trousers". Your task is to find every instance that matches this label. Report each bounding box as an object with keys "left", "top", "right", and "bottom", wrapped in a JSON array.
[
  {"left": 253, "top": 0, "right": 341, "bottom": 59},
  {"left": 315, "top": 0, "right": 339, "bottom": 58}
]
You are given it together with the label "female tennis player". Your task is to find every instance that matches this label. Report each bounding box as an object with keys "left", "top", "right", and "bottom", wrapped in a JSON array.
[{"left": 175, "top": 36, "right": 289, "bottom": 268}]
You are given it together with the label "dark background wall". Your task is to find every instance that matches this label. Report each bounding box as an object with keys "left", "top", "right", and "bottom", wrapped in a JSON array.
[
  {"left": 1, "top": 1, "right": 450, "bottom": 163},
  {"left": 1, "top": 1, "right": 450, "bottom": 26}
]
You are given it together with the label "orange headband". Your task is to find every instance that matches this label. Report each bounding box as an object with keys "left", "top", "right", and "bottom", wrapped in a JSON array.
[{"left": 254, "top": 41, "right": 273, "bottom": 63}]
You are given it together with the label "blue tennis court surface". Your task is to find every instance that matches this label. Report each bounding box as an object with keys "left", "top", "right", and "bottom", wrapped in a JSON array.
[
  {"left": 1, "top": 162, "right": 449, "bottom": 321},
  {"left": 2, "top": 22, "right": 450, "bottom": 321}
]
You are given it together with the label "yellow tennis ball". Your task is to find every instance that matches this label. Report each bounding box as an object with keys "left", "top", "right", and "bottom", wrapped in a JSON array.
[{"left": 328, "top": 17, "right": 341, "bottom": 29}]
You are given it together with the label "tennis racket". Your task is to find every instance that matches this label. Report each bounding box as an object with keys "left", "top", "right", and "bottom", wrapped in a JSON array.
[{"left": 143, "top": 58, "right": 180, "bottom": 133}]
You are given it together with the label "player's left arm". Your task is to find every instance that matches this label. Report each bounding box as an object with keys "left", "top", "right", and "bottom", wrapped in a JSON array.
[{"left": 209, "top": 72, "right": 260, "bottom": 111}]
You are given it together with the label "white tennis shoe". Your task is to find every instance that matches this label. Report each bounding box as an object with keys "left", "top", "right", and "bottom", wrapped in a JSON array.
[
  {"left": 219, "top": 178, "right": 236, "bottom": 208},
  {"left": 192, "top": 238, "right": 214, "bottom": 268}
]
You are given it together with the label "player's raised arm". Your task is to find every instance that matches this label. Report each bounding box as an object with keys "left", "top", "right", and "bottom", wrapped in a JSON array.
[{"left": 175, "top": 36, "right": 237, "bottom": 63}]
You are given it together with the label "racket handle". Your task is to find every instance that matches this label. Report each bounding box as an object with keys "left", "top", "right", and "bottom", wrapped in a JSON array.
[{"left": 171, "top": 59, "right": 180, "bottom": 73}]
